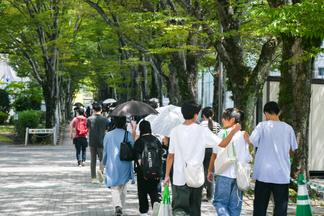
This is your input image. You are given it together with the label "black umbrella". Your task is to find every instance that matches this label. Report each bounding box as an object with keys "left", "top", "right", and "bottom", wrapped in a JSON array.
[{"left": 109, "top": 100, "right": 159, "bottom": 117}]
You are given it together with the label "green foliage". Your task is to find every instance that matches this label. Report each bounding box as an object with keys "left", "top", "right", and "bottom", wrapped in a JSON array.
[
  {"left": 243, "top": 0, "right": 324, "bottom": 39},
  {"left": 13, "top": 96, "right": 42, "bottom": 112},
  {"left": 15, "top": 110, "right": 42, "bottom": 139},
  {"left": 6, "top": 81, "right": 43, "bottom": 112},
  {"left": 0, "top": 112, "right": 9, "bottom": 124},
  {"left": 0, "top": 89, "right": 10, "bottom": 113}
]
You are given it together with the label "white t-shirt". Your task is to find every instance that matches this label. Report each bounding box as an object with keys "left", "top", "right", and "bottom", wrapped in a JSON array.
[
  {"left": 250, "top": 121, "right": 297, "bottom": 184},
  {"left": 213, "top": 129, "right": 251, "bottom": 178},
  {"left": 169, "top": 123, "right": 222, "bottom": 186}
]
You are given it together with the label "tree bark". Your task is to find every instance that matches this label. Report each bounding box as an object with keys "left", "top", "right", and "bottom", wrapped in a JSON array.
[
  {"left": 279, "top": 36, "right": 322, "bottom": 179},
  {"left": 140, "top": 54, "right": 149, "bottom": 100},
  {"left": 43, "top": 84, "right": 56, "bottom": 128}
]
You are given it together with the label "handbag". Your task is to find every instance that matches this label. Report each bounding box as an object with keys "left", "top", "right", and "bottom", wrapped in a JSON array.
[
  {"left": 184, "top": 162, "right": 205, "bottom": 188},
  {"left": 180, "top": 143, "right": 204, "bottom": 188},
  {"left": 214, "top": 129, "right": 236, "bottom": 175},
  {"left": 119, "top": 131, "right": 134, "bottom": 161}
]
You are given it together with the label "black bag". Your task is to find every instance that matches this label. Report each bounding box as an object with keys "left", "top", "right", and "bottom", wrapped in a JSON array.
[
  {"left": 141, "top": 139, "right": 162, "bottom": 179},
  {"left": 120, "top": 131, "right": 134, "bottom": 161}
]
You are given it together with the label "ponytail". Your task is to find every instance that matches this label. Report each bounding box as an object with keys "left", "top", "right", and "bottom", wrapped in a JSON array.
[
  {"left": 202, "top": 107, "right": 215, "bottom": 132},
  {"left": 207, "top": 117, "right": 214, "bottom": 132}
]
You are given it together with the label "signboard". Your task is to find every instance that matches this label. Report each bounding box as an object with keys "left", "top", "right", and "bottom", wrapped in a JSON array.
[
  {"left": 25, "top": 127, "right": 56, "bottom": 146},
  {"left": 28, "top": 129, "right": 54, "bottom": 134}
]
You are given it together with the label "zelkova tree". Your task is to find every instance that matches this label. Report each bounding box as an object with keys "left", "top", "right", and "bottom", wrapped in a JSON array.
[
  {"left": 247, "top": 0, "right": 324, "bottom": 179},
  {"left": 182, "top": 0, "right": 281, "bottom": 130},
  {"left": 83, "top": 0, "right": 215, "bottom": 105},
  {"left": 276, "top": 1, "right": 323, "bottom": 179},
  {"left": 0, "top": 0, "right": 73, "bottom": 127}
]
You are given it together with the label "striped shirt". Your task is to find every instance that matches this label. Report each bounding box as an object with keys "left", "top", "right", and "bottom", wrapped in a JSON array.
[{"left": 200, "top": 120, "right": 221, "bottom": 135}]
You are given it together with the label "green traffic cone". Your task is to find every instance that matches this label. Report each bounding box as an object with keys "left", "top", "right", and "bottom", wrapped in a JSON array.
[{"left": 296, "top": 173, "right": 312, "bottom": 216}]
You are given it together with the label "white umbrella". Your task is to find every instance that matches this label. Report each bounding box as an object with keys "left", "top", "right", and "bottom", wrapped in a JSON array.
[
  {"left": 103, "top": 98, "right": 117, "bottom": 104},
  {"left": 144, "top": 106, "right": 167, "bottom": 122},
  {"left": 148, "top": 105, "right": 184, "bottom": 137}
]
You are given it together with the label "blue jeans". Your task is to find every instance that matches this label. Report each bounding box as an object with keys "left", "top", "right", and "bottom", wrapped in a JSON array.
[
  {"left": 74, "top": 137, "right": 87, "bottom": 162},
  {"left": 213, "top": 175, "right": 243, "bottom": 216}
]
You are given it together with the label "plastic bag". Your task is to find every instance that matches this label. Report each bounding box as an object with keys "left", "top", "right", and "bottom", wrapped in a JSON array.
[{"left": 156, "top": 185, "right": 172, "bottom": 216}]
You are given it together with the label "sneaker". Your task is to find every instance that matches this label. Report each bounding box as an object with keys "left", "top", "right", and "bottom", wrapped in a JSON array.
[
  {"left": 140, "top": 213, "right": 148, "bottom": 216},
  {"left": 77, "top": 161, "right": 82, "bottom": 167},
  {"left": 91, "top": 178, "right": 97, "bottom": 184},
  {"left": 81, "top": 161, "right": 85, "bottom": 166},
  {"left": 115, "top": 206, "right": 123, "bottom": 216},
  {"left": 97, "top": 170, "right": 104, "bottom": 183}
]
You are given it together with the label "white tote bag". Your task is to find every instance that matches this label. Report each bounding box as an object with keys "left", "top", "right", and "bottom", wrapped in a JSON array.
[
  {"left": 235, "top": 161, "right": 251, "bottom": 191},
  {"left": 184, "top": 162, "right": 205, "bottom": 188},
  {"left": 235, "top": 141, "right": 251, "bottom": 191},
  {"left": 214, "top": 130, "right": 236, "bottom": 175}
]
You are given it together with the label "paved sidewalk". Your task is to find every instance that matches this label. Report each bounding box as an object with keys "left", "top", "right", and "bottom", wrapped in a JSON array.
[{"left": 0, "top": 132, "right": 323, "bottom": 215}]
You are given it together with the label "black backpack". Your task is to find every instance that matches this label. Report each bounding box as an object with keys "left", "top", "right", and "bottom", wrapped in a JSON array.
[{"left": 141, "top": 138, "right": 162, "bottom": 179}]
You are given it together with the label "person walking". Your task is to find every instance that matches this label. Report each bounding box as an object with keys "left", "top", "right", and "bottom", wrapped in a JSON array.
[
  {"left": 70, "top": 108, "right": 88, "bottom": 166},
  {"left": 87, "top": 102, "right": 107, "bottom": 183},
  {"left": 200, "top": 107, "right": 221, "bottom": 202},
  {"left": 207, "top": 108, "right": 251, "bottom": 216},
  {"left": 134, "top": 120, "right": 162, "bottom": 216},
  {"left": 164, "top": 101, "right": 241, "bottom": 216},
  {"left": 245, "top": 101, "right": 298, "bottom": 216},
  {"left": 103, "top": 116, "right": 134, "bottom": 216}
]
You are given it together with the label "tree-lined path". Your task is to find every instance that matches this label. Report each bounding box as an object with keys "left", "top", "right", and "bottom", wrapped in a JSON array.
[{"left": 0, "top": 128, "right": 323, "bottom": 216}]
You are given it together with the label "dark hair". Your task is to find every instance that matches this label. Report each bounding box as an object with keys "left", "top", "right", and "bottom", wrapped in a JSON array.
[
  {"left": 77, "top": 107, "right": 85, "bottom": 116},
  {"left": 222, "top": 108, "right": 244, "bottom": 123},
  {"left": 181, "top": 101, "right": 201, "bottom": 120},
  {"left": 114, "top": 116, "right": 126, "bottom": 129},
  {"left": 139, "top": 120, "right": 152, "bottom": 136},
  {"left": 92, "top": 102, "right": 102, "bottom": 112},
  {"left": 263, "top": 101, "right": 280, "bottom": 115},
  {"left": 201, "top": 107, "right": 214, "bottom": 131}
]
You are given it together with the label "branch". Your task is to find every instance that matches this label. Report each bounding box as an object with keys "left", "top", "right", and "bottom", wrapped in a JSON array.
[
  {"left": 249, "top": 37, "right": 279, "bottom": 92},
  {"left": 167, "top": 0, "right": 177, "bottom": 12},
  {"left": 149, "top": 56, "right": 169, "bottom": 81},
  {"left": 20, "top": 48, "right": 43, "bottom": 84},
  {"left": 83, "top": 0, "right": 114, "bottom": 26}
]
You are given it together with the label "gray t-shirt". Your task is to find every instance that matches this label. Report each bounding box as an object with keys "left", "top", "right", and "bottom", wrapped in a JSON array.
[
  {"left": 87, "top": 114, "right": 107, "bottom": 148},
  {"left": 250, "top": 120, "right": 298, "bottom": 184}
]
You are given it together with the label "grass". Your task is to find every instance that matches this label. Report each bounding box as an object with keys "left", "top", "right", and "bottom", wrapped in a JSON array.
[
  {"left": 0, "top": 134, "right": 13, "bottom": 143},
  {"left": 0, "top": 125, "right": 15, "bottom": 134}
]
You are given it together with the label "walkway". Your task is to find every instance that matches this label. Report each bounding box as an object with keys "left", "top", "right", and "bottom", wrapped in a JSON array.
[{"left": 0, "top": 131, "right": 323, "bottom": 216}]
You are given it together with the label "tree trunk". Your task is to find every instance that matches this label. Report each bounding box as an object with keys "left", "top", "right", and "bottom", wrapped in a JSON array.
[
  {"left": 279, "top": 36, "right": 322, "bottom": 179},
  {"left": 140, "top": 54, "right": 149, "bottom": 100},
  {"left": 150, "top": 55, "right": 164, "bottom": 105},
  {"left": 43, "top": 84, "right": 56, "bottom": 128}
]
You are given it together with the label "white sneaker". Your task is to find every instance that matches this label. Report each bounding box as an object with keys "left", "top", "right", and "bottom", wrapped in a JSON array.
[
  {"left": 97, "top": 170, "right": 104, "bottom": 183},
  {"left": 91, "top": 178, "right": 97, "bottom": 184},
  {"left": 140, "top": 213, "right": 148, "bottom": 216}
]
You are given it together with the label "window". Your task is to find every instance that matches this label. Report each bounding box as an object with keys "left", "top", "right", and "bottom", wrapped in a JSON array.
[{"left": 319, "top": 68, "right": 324, "bottom": 76}]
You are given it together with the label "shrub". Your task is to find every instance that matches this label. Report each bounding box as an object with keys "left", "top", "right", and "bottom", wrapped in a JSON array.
[
  {"left": 15, "top": 110, "right": 42, "bottom": 139},
  {"left": 13, "top": 95, "right": 41, "bottom": 112},
  {"left": 0, "top": 89, "right": 10, "bottom": 113},
  {"left": 0, "top": 112, "right": 9, "bottom": 124}
]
